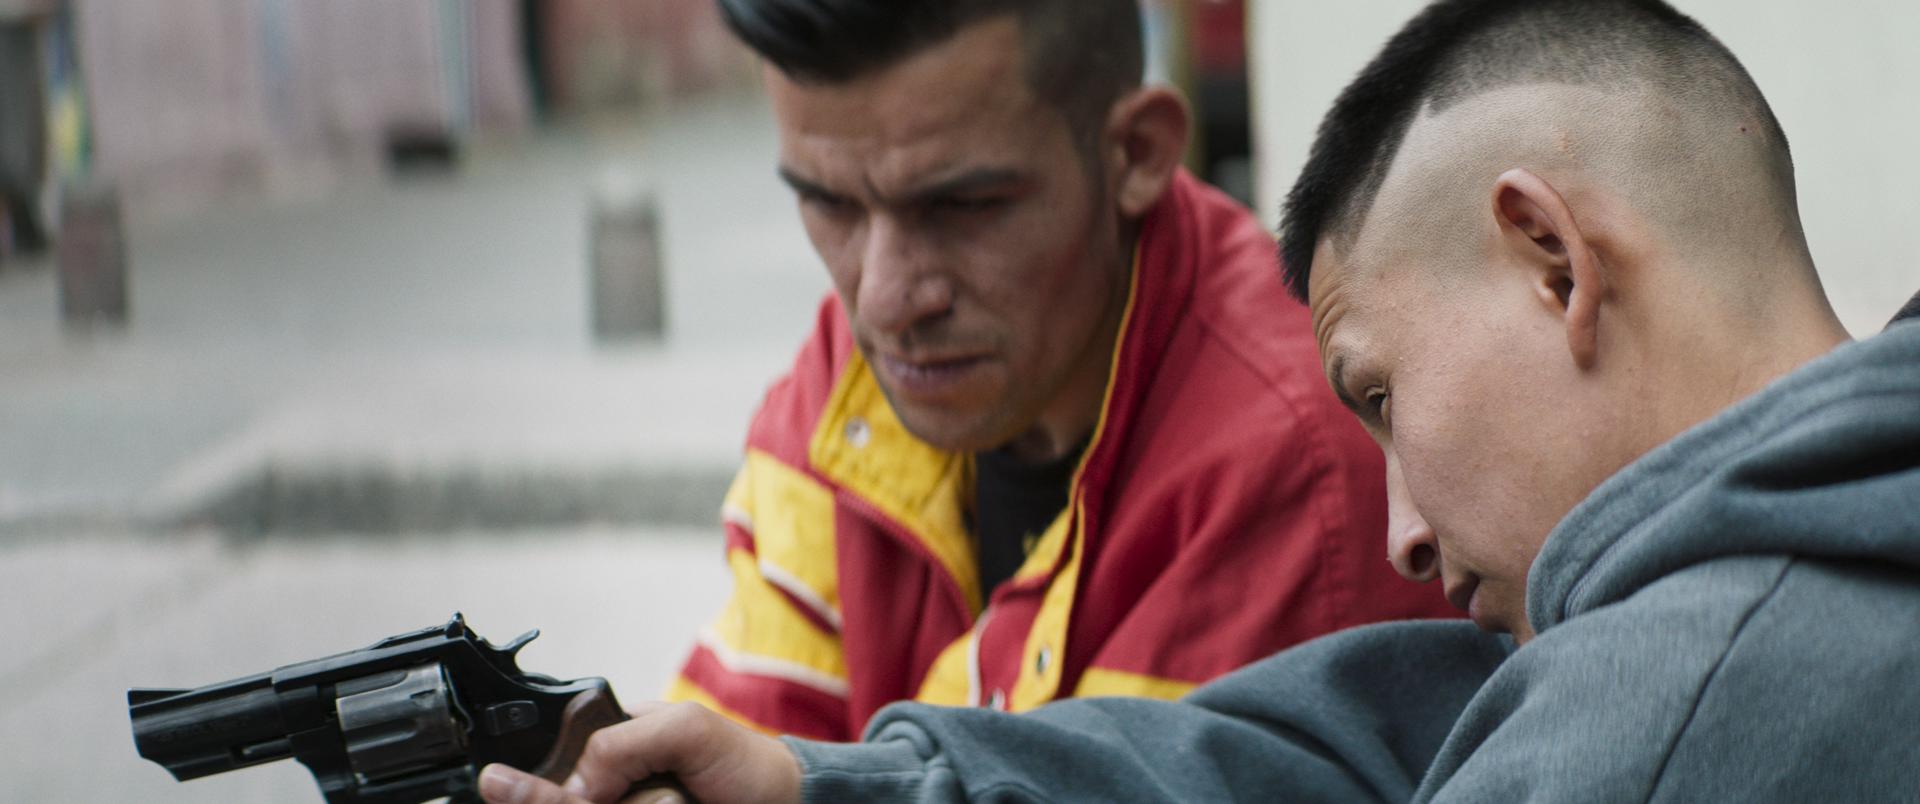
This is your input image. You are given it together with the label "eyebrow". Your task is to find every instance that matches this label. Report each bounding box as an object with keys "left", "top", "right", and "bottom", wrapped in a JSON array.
[
  {"left": 899, "top": 168, "right": 1026, "bottom": 206},
  {"left": 777, "top": 166, "right": 843, "bottom": 201},
  {"left": 775, "top": 165, "right": 1026, "bottom": 207}
]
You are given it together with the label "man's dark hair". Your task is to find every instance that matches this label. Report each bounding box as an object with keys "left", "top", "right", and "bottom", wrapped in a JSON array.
[
  {"left": 1277, "top": 0, "right": 1794, "bottom": 302},
  {"left": 716, "top": 0, "right": 1143, "bottom": 142},
  {"left": 1891, "top": 290, "right": 1920, "bottom": 329}
]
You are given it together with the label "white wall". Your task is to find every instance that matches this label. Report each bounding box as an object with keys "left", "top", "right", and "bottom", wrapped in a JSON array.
[{"left": 1251, "top": 0, "right": 1920, "bottom": 336}]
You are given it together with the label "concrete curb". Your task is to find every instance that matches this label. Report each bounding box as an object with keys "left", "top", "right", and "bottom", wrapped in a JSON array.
[
  {"left": 176, "top": 461, "right": 736, "bottom": 535},
  {"left": 1, "top": 461, "right": 733, "bottom": 538}
]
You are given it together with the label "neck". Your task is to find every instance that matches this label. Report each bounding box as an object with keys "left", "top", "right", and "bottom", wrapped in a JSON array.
[
  {"left": 1000, "top": 227, "right": 1139, "bottom": 464},
  {"left": 1639, "top": 270, "right": 1851, "bottom": 449},
  {"left": 1002, "top": 426, "right": 1090, "bottom": 464},
  {"left": 1000, "top": 298, "right": 1123, "bottom": 464}
]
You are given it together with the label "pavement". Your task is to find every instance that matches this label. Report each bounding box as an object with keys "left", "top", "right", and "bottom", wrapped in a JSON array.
[
  {"left": 0, "top": 91, "right": 825, "bottom": 801},
  {"left": 1, "top": 526, "right": 731, "bottom": 803},
  {"left": 0, "top": 91, "right": 827, "bottom": 535}
]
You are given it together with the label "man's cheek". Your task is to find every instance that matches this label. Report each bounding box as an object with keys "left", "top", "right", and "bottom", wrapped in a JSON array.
[
  {"left": 1395, "top": 424, "right": 1474, "bottom": 520},
  {"left": 823, "top": 266, "right": 862, "bottom": 310}
]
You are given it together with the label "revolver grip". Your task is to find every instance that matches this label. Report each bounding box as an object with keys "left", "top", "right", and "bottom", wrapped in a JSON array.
[{"left": 531, "top": 684, "right": 630, "bottom": 783}]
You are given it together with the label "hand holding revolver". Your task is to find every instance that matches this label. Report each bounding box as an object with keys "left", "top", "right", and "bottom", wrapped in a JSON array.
[
  {"left": 127, "top": 614, "right": 788, "bottom": 804},
  {"left": 474, "top": 701, "right": 802, "bottom": 804}
]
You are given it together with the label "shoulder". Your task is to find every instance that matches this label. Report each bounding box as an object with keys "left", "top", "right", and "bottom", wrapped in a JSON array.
[
  {"left": 1646, "top": 556, "right": 1920, "bottom": 798},
  {"left": 1423, "top": 571, "right": 1759, "bottom": 800},
  {"left": 1124, "top": 208, "right": 1378, "bottom": 516},
  {"left": 1433, "top": 554, "right": 1920, "bottom": 800},
  {"left": 1110, "top": 183, "right": 1382, "bottom": 526},
  {"left": 1487, "top": 555, "right": 1805, "bottom": 720},
  {"left": 1146, "top": 182, "right": 1359, "bottom": 470}
]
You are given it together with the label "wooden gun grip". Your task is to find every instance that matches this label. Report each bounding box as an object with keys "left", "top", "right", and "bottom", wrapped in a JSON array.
[
  {"left": 531, "top": 685, "right": 629, "bottom": 783},
  {"left": 527, "top": 686, "right": 691, "bottom": 801}
]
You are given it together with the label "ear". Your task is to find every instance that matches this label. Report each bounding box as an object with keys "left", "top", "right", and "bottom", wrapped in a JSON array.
[
  {"left": 1105, "top": 86, "right": 1191, "bottom": 219},
  {"left": 1492, "top": 168, "right": 1606, "bottom": 370}
]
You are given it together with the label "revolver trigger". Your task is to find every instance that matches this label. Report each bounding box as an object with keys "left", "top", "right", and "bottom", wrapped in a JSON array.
[{"left": 502, "top": 629, "right": 540, "bottom": 658}]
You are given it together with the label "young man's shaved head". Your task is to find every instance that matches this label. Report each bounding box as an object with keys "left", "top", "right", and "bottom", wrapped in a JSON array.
[
  {"left": 1282, "top": 0, "right": 1807, "bottom": 301},
  {"left": 1281, "top": 0, "right": 1851, "bottom": 640}
]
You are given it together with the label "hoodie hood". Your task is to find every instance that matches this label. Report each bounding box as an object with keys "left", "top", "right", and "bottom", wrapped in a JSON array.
[{"left": 1528, "top": 323, "right": 1920, "bottom": 634}]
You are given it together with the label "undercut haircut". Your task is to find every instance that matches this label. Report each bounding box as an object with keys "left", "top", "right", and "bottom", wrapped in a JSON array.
[
  {"left": 716, "top": 0, "right": 1143, "bottom": 144},
  {"left": 1277, "top": 0, "right": 1795, "bottom": 302}
]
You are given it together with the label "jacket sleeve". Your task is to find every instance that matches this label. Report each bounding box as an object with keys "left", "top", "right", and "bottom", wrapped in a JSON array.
[
  {"left": 664, "top": 452, "right": 857, "bottom": 742},
  {"left": 666, "top": 296, "right": 860, "bottom": 741},
  {"left": 787, "top": 621, "right": 1508, "bottom": 802}
]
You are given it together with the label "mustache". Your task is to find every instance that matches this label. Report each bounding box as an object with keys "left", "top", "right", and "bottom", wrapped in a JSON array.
[{"left": 858, "top": 323, "right": 994, "bottom": 361}]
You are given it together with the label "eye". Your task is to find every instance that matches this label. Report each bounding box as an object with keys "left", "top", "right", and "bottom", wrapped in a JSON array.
[
  {"left": 1363, "top": 387, "right": 1391, "bottom": 425},
  {"left": 797, "top": 189, "right": 855, "bottom": 214}
]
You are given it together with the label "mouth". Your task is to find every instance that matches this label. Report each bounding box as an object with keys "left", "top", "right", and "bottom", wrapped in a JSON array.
[
  {"left": 871, "top": 351, "right": 991, "bottom": 400},
  {"left": 1443, "top": 575, "right": 1483, "bottom": 624}
]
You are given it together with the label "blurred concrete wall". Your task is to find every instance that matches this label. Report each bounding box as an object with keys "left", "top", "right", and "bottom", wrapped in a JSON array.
[
  {"left": 76, "top": 0, "right": 530, "bottom": 215},
  {"left": 1251, "top": 0, "right": 1920, "bottom": 337}
]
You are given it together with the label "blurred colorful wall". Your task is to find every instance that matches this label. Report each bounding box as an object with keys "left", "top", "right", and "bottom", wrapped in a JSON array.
[
  {"left": 529, "top": 0, "right": 752, "bottom": 112},
  {"left": 0, "top": 0, "right": 755, "bottom": 247},
  {"left": 0, "top": 1, "right": 1252, "bottom": 256}
]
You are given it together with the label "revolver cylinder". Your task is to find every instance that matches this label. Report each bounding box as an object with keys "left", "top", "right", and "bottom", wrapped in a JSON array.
[{"left": 335, "top": 663, "right": 468, "bottom": 784}]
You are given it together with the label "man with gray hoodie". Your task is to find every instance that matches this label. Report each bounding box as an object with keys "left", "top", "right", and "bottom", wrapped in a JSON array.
[{"left": 477, "top": 1, "right": 1920, "bottom": 801}]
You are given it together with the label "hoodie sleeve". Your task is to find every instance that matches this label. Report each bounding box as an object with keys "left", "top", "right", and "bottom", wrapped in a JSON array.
[{"left": 784, "top": 621, "right": 1509, "bottom": 803}]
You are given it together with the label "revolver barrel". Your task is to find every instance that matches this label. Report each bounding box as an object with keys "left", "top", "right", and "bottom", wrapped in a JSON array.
[{"left": 129, "top": 672, "right": 294, "bottom": 781}]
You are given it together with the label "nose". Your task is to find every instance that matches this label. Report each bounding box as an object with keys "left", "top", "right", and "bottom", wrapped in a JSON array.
[
  {"left": 854, "top": 216, "right": 952, "bottom": 336},
  {"left": 1384, "top": 449, "right": 1440, "bottom": 583}
]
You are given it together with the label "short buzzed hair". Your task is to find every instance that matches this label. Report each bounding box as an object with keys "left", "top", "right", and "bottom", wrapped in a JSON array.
[
  {"left": 1277, "top": 0, "right": 1795, "bottom": 301},
  {"left": 716, "top": 0, "right": 1143, "bottom": 143}
]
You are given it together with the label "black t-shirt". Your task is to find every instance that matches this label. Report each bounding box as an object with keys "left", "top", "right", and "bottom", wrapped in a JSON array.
[{"left": 972, "top": 442, "right": 1086, "bottom": 601}]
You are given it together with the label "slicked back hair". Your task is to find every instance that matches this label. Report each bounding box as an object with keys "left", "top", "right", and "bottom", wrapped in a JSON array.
[
  {"left": 1277, "top": 0, "right": 1795, "bottom": 302},
  {"left": 717, "top": 0, "right": 1143, "bottom": 145}
]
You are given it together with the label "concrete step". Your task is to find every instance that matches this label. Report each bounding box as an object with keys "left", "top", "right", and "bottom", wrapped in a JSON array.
[{"left": 170, "top": 461, "right": 736, "bottom": 535}]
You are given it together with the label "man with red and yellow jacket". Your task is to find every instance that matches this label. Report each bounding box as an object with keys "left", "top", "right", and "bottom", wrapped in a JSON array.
[{"left": 665, "top": 0, "right": 1457, "bottom": 742}]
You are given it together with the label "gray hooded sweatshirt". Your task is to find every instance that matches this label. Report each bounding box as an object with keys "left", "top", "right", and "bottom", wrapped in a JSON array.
[{"left": 788, "top": 321, "right": 1920, "bottom": 802}]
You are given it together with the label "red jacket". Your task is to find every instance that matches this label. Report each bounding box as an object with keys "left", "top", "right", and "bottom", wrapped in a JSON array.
[{"left": 668, "top": 172, "right": 1456, "bottom": 740}]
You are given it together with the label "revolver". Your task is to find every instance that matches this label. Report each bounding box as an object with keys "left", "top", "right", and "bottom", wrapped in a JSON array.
[{"left": 128, "top": 614, "right": 630, "bottom": 803}]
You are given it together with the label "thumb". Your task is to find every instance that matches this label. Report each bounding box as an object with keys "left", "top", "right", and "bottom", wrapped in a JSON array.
[{"left": 478, "top": 763, "right": 590, "bottom": 804}]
